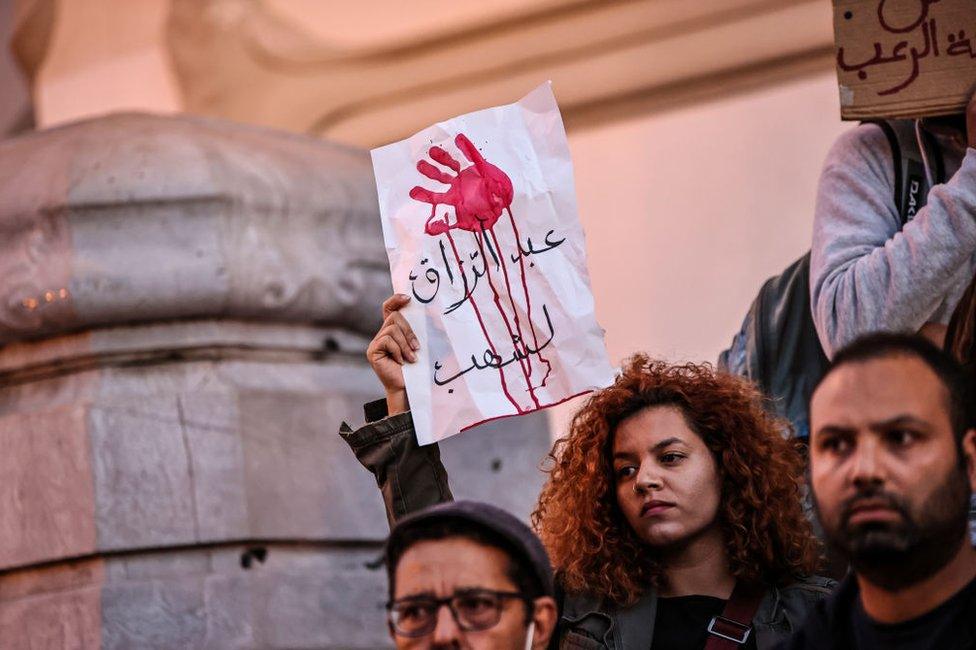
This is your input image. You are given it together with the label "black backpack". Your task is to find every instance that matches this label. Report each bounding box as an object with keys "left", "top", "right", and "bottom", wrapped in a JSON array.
[{"left": 718, "top": 120, "right": 945, "bottom": 438}]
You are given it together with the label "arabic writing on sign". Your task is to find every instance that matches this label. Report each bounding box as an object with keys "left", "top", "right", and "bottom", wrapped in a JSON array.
[
  {"left": 408, "top": 229, "right": 566, "bottom": 313},
  {"left": 837, "top": 0, "right": 976, "bottom": 97},
  {"left": 407, "top": 133, "right": 564, "bottom": 413},
  {"left": 372, "top": 82, "right": 616, "bottom": 444}
]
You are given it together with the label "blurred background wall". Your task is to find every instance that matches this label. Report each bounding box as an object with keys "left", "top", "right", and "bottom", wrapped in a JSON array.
[
  {"left": 16, "top": 0, "right": 852, "bottom": 436},
  {"left": 10, "top": 0, "right": 852, "bottom": 370},
  {"left": 5, "top": 0, "right": 853, "bottom": 437},
  {"left": 0, "top": 0, "right": 35, "bottom": 135}
]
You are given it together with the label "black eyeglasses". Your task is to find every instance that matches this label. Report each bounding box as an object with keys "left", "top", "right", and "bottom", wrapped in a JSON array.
[{"left": 387, "top": 588, "right": 527, "bottom": 638}]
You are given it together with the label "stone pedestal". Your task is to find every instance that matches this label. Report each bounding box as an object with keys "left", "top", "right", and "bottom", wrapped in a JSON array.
[{"left": 0, "top": 113, "right": 550, "bottom": 649}]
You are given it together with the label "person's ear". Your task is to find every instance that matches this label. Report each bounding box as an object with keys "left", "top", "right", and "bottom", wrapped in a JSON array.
[
  {"left": 530, "top": 596, "right": 559, "bottom": 648},
  {"left": 963, "top": 429, "right": 976, "bottom": 492}
]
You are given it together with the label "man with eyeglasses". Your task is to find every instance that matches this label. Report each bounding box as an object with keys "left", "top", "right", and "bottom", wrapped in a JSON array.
[{"left": 383, "top": 500, "right": 558, "bottom": 648}]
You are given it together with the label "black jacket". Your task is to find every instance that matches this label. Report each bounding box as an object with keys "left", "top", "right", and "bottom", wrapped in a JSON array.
[{"left": 777, "top": 573, "right": 976, "bottom": 650}]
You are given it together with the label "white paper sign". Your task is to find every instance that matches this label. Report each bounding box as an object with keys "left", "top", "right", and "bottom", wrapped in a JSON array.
[{"left": 371, "top": 82, "right": 614, "bottom": 445}]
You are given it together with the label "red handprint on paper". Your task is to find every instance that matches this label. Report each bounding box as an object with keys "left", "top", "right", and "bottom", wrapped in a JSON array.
[
  {"left": 410, "top": 133, "right": 551, "bottom": 413},
  {"left": 410, "top": 134, "right": 514, "bottom": 236}
]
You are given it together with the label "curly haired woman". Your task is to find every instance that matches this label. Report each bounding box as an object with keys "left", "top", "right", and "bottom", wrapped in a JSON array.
[{"left": 341, "top": 294, "right": 835, "bottom": 648}]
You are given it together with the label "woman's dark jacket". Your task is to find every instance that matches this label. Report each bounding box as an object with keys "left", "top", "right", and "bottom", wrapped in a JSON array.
[{"left": 339, "top": 401, "right": 835, "bottom": 649}]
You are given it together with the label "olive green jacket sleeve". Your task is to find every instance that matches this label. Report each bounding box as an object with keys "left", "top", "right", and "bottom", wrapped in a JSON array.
[{"left": 339, "top": 399, "right": 453, "bottom": 528}]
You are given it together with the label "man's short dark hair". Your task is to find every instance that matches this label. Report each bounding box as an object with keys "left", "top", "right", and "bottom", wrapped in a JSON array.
[
  {"left": 815, "top": 332, "right": 976, "bottom": 442},
  {"left": 385, "top": 516, "right": 545, "bottom": 615}
]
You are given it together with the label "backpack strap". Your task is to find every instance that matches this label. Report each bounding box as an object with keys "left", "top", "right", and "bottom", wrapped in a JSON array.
[
  {"left": 920, "top": 126, "right": 947, "bottom": 185},
  {"left": 866, "top": 119, "right": 942, "bottom": 226},
  {"left": 705, "top": 582, "right": 766, "bottom": 650}
]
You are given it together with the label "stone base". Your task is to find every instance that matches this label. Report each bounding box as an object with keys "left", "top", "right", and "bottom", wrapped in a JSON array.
[{"left": 0, "top": 320, "right": 551, "bottom": 648}]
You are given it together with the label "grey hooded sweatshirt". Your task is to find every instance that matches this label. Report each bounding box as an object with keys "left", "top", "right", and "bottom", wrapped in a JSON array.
[{"left": 811, "top": 122, "right": 976, "bottom": 358}]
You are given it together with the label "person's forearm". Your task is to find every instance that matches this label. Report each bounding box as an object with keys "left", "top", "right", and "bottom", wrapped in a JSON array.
[
  {"left": 386, "top": 389, "right": 409, "bottom": 416},
  {"left": 812, "top": 141, "right": 976, "bottom": 357},
  {"left": 339, "top": 406, "right": 453, "bottom": 528}
]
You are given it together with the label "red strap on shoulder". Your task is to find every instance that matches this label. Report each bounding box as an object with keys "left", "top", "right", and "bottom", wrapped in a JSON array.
[{"left": 703, "top": 581, "right": 765, "bottom": 650}]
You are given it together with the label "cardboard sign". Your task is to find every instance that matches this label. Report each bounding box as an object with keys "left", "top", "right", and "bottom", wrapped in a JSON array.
[
  {"left": 833, "top": 0, "right": 976, "bottom": 120},
  {"left": 371, "top": 83, "right": 615, "bottom": 445}
]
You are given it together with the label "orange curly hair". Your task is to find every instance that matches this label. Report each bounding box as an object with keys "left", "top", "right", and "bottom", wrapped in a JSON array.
[{"left": 532, "top": 354, "right": 820, "bottom": 606}]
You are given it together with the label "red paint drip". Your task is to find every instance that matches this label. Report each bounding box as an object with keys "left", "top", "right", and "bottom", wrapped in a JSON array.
[
  {"left": 474, "top": 228, "right": 541, "bottom": 409},
  {"left": 444, "top": 227, "right": 523, "bottom": 413},
  {"left": 411, "top": 133, "right": 554, "bottom": 411},
  {"left": 506, "top": 208, "right": 553, "bottom": 387},
  {"left": 486, "top": 226, "right": 539, "bottom": 393}
]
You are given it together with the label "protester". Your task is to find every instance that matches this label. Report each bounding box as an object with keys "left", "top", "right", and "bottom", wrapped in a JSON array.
[
  {"left": 780, "top": 333, "right": 976, "bottom": 649},
  {"left": 810, "top": 94, "right": 976, "bottom": 357},
  {"left": 383, "top": 500, "right": 558, "bottom": 648},
  {"left": 340, "top": 294, "right": 833, "bottom": 648}
]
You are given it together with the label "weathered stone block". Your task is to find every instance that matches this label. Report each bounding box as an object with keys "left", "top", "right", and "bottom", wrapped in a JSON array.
[
  {"left": 440, "top": 411, "right": 550, "bottom": 520},
  {"left": 0, "top": 559, "right": 103, "bottom": 650},
  {"left": 0, "top": 406, "right": 96, "bottom": 568},
  {"left": 0, "top": 586, "right": 102, "bottom": 650},
  {"left": 101, "top": 577, "right": 208, "bottom": 649},
  {"left": 180, "top": 394, "right": 251, "bottom": 543},
  {"left": 89, "top": 402, "right": 198, "bottom": 550},
  {"left": 0, "top": 112, "right": 552, "bottom": 648},
  {"left": 0, "top": 113, "right": 390, "bottom": 345}
]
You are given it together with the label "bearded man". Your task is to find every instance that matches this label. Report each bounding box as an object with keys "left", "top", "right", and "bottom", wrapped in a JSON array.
[{"left": 782, "top": 333, "right": 976, "bottom": 649}]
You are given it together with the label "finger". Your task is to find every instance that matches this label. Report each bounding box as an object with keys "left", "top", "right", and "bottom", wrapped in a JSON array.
[
  {"left": 389, "top": 311, "right": 420, "bottom": 350},
  {"left": 372, "top": 334, "right": 405, "bottom": 365},
  {"left": 417, "top": 160, "right": 454, "bottom": 184},
  {"left": 425, "top": 217, "right": 451, "bottom": 235},
  {"left": 382, "top": 294, "right": 410, "bottom": 320},
  {"left": 455, "top": 134, "right": 488, "bottom": 172},
  {"left": 429, "top": 146, "right": 461, "bottom": 172},
  {"left": 410, "top": 186, "right": 450, "bottom": 205},
  {"left": 383, "top": 322, "right": 416, "bottom": 361}
]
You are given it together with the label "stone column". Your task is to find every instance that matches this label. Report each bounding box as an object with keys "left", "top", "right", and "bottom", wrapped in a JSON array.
[{"left": 0, "top": 113, "right": 550, "bottom": 649}]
